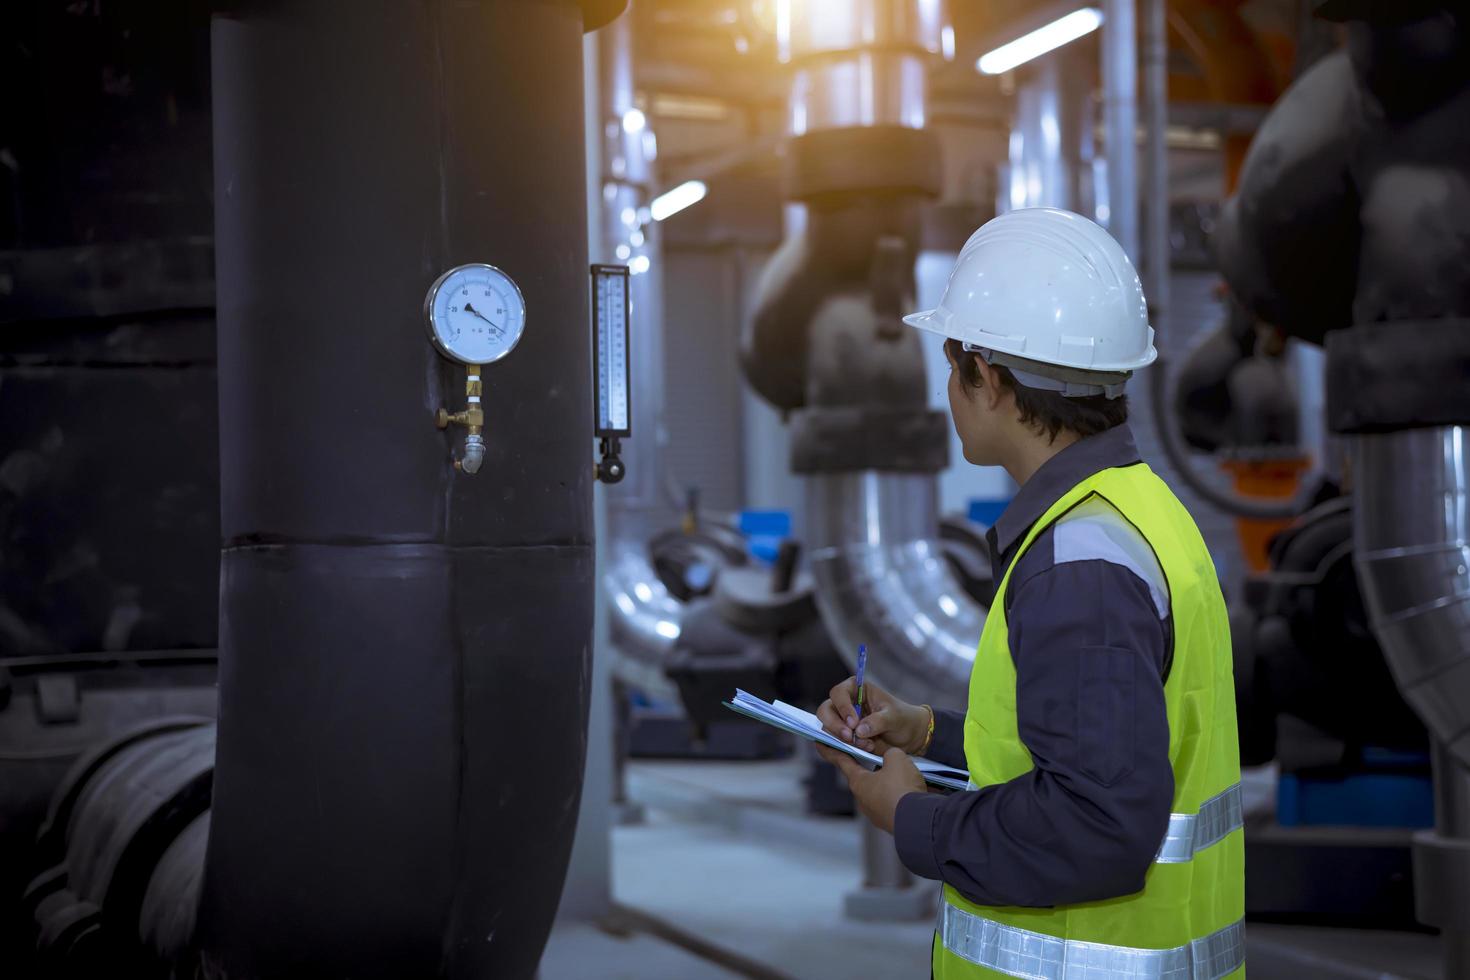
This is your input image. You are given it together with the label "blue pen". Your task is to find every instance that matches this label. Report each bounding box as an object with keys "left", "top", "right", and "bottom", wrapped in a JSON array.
[{"left": 854, "top": 643, "right": 868, "bottom": 722}]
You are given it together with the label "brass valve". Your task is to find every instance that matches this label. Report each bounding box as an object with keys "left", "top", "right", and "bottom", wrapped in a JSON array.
[{"left": 436, "top": 364, "right": 486, "bottom": 473}]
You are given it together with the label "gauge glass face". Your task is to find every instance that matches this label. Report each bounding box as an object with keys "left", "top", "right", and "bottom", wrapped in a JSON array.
[{"left": 425, "top": 264, "right": 526, "bottom": 365}]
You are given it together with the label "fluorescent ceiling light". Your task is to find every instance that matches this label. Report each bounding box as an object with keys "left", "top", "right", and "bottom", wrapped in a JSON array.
[
  {"left": 977, "top": 7, "right": 1103, "bottom": 76},
  {"left": 649, "top": 180, "right": 707, "bottom": 222}
]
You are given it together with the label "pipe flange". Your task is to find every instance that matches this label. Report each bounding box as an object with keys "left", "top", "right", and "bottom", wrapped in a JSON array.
[
  {"left": 714, "top": 567, "right": 819, "bottom": 635},
  {"left": 1412, "top": 828, "right": 1470, "bottom": 931},
  {"left": 785, "top": 126, "right": 942, "bottom": 202},
  {"left": 790, "top": 406, "right": 950, "bottom": 474},
  {"left": 1326, "top": 319, "right": 1470, "bottom": 433}
]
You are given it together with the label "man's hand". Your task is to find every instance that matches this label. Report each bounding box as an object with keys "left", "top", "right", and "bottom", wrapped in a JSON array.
[
  {"left": 817, "top": 744, "right": 928, "bottom": 834},
  {"left": 817, "top": 676, "right": 930, "bottom": 755}
]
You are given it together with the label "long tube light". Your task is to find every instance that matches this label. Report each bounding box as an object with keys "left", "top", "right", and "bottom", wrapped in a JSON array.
[
  {"left": 977, "top": 8, "right": 1103, "bottom": 75},
  {"left": 649, "top": 180, "right": 707, "bottom": 222}
]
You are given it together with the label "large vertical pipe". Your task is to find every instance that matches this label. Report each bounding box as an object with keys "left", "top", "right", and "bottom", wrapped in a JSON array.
[
  {"left": 599, "top": 0, "right": 665, "bottom": 516},
  {"left": 1142, "top": 0, "right": 1169, "bottom": 321},
  {"left": 1010, "top": 49, "right": 1095, "bottom": 213},
  {"left": 204, "top": 3, "right": 595, "bottom": 977},
  {"left": 558, "top": 28, "right": 615, "bottom": 924},
  {"left": 598, "top": 1, "right": 690, "bottom": 693},
  {"left": 1102, "top": 0, "right": 1138, "bottom": 261}
]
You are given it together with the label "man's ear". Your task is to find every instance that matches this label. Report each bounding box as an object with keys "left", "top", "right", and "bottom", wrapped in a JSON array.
[{"left": 973, "top": 355, "right": 1006, "bottom": 412}]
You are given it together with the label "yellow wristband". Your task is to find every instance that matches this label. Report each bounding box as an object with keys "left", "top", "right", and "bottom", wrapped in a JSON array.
[{"left": 917, "top": 704, "right": 935, "bottom": 756}]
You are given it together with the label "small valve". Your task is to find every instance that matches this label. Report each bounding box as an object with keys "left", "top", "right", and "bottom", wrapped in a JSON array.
[
  {"left": 436, "top": 364, "right": 485, "bottom": 474},
  {"left": 595, "top": 436, "right": 625, "bottom": 484}
]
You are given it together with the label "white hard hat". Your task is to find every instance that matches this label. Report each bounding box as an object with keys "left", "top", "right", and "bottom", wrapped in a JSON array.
[{"left": 904, "top": 208, "right": 1156, "bottom": 393}]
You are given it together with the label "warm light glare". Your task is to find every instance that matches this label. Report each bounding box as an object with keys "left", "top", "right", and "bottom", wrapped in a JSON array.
[
  {"left": 977, "top": 8, "right": 1103, "bottom": 76},
  {"left": 649, "top": 180, "right": 707, "bottom": 222}
]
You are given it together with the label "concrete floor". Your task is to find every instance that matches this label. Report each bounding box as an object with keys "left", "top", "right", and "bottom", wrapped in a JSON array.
[
  {"left": 543, "top": 751, "right": 1445, "bottom": 980},
  {"left": 539, "top": 920, "right": 744, "bottom": 980}
]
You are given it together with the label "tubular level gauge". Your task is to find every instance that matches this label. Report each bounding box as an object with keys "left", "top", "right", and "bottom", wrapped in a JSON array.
[
  {"left": 592, "top": 264, "right": 631, "bottom": 484},
  {"left": 424, "top": 263, "right": 527, "bottom": 366}
]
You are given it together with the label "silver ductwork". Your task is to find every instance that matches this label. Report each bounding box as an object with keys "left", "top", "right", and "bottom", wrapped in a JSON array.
[
  {"left": 1354, "top": 425, "right": 1470, "bottom": 766},
  {"left": 780, "top": 0, "right": 944, "bottom": 136},
  {"left": 807, "top": 473, "right": 979, "bottom": 710},
  {"left": 756, "top": 0, "right": 984, "bottom": 711},
  {"left": 596, "top": 1, "right": 686, "bottom": 695},
  {"left": 604, "top": 535, "right": 684, "bottom": 699}
]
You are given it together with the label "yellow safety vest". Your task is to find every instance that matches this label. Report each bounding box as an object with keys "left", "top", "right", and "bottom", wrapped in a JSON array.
[{"left": 934, "top": 462, "right": 1246, "bottom": 980}]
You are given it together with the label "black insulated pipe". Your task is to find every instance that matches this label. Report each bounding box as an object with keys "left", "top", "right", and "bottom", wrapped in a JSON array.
[{"left": 204, "top": 2, "right": 601, "bottom": 977}]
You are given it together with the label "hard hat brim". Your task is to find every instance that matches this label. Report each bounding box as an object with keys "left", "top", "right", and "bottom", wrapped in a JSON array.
[
  {"left": 905, "top": 307, "right": 1160, "bottom": 373},
  {"left": 902, "top": 309, "right": 949, "bottom": 336}
]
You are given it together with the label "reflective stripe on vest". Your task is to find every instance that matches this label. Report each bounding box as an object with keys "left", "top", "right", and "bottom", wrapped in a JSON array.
[
  {"left": 938, "top": 905, "right": 1245, "bottom": 980},
  {"left": 1154, "top": 783, "right": 1244, "bottom": 864},
  {"left": 961, "top": 780, "right": 1244, "bottom": 867}
]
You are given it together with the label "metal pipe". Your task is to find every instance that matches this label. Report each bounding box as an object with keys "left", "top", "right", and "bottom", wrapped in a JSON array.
[
  {"left": 779, "top": 0, "right": 944, "bottom": 137},
  {"left": 1142, "top": 0, "right": 1168, "bottom": 326},
  {"left": 603, "top": 536, "right": 683, "bottom": 700},
  {"left": 1422, "top": 742, "right": 1470, "bottom": 977},
  {"left": 1359, "top": 426, "right": 1470, "bottom": 980},
  {"left": 1354, "top": 426, "right": 1470, "bottom": 766},
  {"left": 599, "top": 0, "right": 664, "bottom": 513},
  {"left": 597, "top": 1, "right": 687, "bottom": 689},
  {"left": 1009, "top": 50, "right": 1093, "bottom": 213},
  {"left": 1102, "top": 0, "right": 1138, "bottom": 261},
  {"left": 1139, "top": 0, "right": 1312, "bottom": 524},
  {"left": 805, "top": 473, "right": 980, "bottom": 709}
]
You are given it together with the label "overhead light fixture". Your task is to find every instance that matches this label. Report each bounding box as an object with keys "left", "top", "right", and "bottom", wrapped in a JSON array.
[
  {"left": 977, "top": 7, "right": 1103, "bottom": 76},
  {"left": 649, "top": 180, "right": 707, "bottom": 222}
]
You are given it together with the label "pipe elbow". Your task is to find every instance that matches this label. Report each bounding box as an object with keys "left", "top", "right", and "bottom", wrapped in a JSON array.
[
  {"left": 1354, "top": 427, "right": 1470, "bottom": 767},
  {"left": 805, "top": 472, "right": 985, "bottom": 710},
  {"left": 458, "top": 434, "right": 486, "bottom": 474}
]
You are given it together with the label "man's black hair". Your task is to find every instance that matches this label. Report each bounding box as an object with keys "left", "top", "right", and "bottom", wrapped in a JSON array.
[{"left": 945, "top": 338, "right": 1129, "bottom": 443}]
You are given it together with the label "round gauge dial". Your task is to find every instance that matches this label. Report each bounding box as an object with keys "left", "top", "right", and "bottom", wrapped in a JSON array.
[{"left": 424, "top": 263, "right": 527, "bottom": 365}]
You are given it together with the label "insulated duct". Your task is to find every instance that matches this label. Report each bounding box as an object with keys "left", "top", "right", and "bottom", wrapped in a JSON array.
[
  {"left": 1354, "top": 427, "right": 1470, "bottom": 766},
  {"left": 806, "top": 474, "right": 981, "bottom": 701},
  {"left": 203, "top": 3, "right": 602, "bottom": 977},
  {"left": 596, "top": 0, "right": 689, "bottom": 697},
  {"left": 743, "top": 0, "right": 981, "bottom": 711}
]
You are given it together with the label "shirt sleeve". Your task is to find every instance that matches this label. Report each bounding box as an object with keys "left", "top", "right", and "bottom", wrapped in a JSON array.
[
  {"left": 922, "top": 708, "right": 968, "bottom": 769},
  {"left": 892, "top": 555, "right": 1174, "bottom": 907}
]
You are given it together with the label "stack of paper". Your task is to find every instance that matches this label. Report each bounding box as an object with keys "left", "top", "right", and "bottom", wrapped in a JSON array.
[{"left": 724, "top": 689, "right": 970, "bottom": 792}]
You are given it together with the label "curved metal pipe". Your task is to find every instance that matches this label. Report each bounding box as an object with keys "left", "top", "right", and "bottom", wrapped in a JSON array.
[
  {"left": 603, "top": 538, "right": 683, "bottom": 700},
  {"left": 1354, "top": 425, "right": 1470, "bottom": 767},
  {"left": 595, "top": 0, "right": 690, "bottom": 689},
  {"left": 805, "top": 472, "right": 983, "bottom": 710},
  {"left": 1148, "top": 352, "right": 1315, "bottom": 520}
]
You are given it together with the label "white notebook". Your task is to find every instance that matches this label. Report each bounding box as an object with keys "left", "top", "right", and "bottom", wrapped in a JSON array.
[{"left": 724, "top": 689, "right": 970, "bottom": 792}]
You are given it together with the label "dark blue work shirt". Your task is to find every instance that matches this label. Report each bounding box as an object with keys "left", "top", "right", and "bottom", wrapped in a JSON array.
[{"left": 893, "top": 424, "right": 1177, "bottom": 908}]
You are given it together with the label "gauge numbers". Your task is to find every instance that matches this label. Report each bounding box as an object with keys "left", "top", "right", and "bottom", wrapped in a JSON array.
[{"left": 424, "top": 263, "right": 526, "bottom": 366}]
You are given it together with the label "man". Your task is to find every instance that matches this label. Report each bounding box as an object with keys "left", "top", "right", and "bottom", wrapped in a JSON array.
[{"left": 816, "top": 208, "right": 1245, "bottom": 979}]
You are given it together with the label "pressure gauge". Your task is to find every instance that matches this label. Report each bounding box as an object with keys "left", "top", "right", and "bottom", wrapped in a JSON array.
[
  {"left": 424, "top": 263, "right": 526, "bottom": 366},
  {"left": 592, "top": 264, "right": 632, "bottom": 437}
]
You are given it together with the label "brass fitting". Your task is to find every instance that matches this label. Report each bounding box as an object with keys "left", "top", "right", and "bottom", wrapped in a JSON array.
[{"left": 437, "top": 364, "right": 487, "bottom": 473}]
